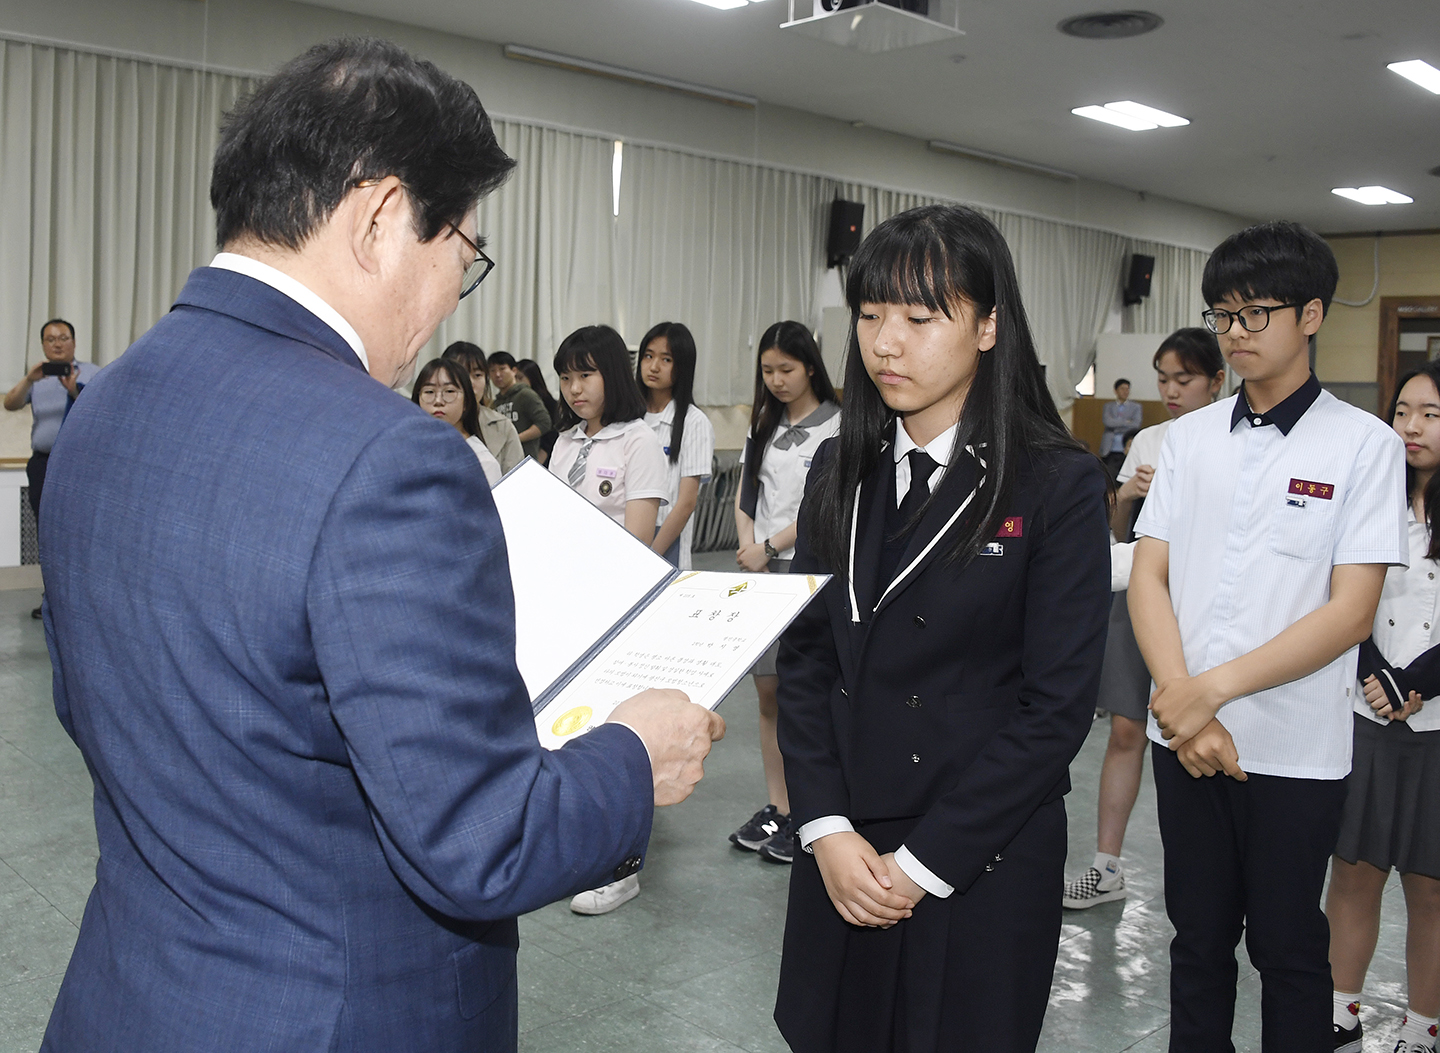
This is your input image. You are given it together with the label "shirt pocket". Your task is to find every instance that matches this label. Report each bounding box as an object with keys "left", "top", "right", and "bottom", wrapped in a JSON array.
[{"left": 1268, "top": 494, "right": 1337, "bottom": 562}]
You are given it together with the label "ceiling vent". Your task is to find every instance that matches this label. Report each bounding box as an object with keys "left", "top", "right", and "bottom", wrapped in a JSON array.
[{"left": 1057, "top": 11, "right": 1164, "bottom": 39}]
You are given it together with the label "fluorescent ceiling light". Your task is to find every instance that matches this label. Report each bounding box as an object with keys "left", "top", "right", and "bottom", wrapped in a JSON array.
[
  {"left": 1389, "top": 59, "right": 1440, "bottom": 94},
  {"left": 1071, "top": 105, "right": 1156, "bottom": 131},
  {"left": 1331, "top": 186, "right": 1414, "bottom": 205},
  {"left": 928, "top": 140, "right": 1078, "bottom": 181},
  {"left": 1103, "top": 100, "right": 1189, "bottom": 127},
  {"left": 685, "top": 0, "right": 749, "bottom": 7}
]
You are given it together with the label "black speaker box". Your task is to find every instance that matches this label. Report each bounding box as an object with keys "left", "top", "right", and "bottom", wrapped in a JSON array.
[
  {"left": 1123, "top": 253, "right": 1154, "bottom": 306},
  {"left": 827, "top": 199, "right": 865, "bottom": 268}
]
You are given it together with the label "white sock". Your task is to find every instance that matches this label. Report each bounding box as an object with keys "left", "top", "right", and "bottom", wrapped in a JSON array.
[
  {"left": 1400, "top": 1009, "right": 1439, "bottom": 1048},
  {"left": 1333, "top": 991, "right": 1360, "bottom": 1031},
  {"left": 1093, "top": 852, "right": 1122, "bottom": 889}
]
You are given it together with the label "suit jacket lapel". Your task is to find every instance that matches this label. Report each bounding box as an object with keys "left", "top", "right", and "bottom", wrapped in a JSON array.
[
  {"left": 872, "top": 451, "right": 980, "bottom": 618},
  {"left": 171, "top": 267, "right": 369, "bottom": 373}
]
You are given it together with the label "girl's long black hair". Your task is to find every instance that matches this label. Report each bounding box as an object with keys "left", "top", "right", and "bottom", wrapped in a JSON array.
[
  {"left": 745, "top": 321, "right": 838, "bottom": 495},
  {"left": 637, "top": 322, "right": 698, "bottom": 464},
  {"left": 1388, "top": 361, "right": 1440, "bottom": 560},
  {"left": 515, "top": 359, "right": 559, "bottom": 420},
  {"left": 411, "top": 357, "right": 480, "bottom": 438},
  {"left": 804, "top": 203, "right": 1086, "bottom": 572},
  {"left": 552, "top": 325, "right": 648, "bottom": 431}
]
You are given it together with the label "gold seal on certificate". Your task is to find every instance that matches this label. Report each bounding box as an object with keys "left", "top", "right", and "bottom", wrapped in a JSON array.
[{"left": 552, "top": 706, "right": 593, "bottom": 738}]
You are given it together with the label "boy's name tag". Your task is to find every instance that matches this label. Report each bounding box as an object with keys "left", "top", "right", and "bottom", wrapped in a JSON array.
[
  {"left": 595, "top": 467, "right": 618, "bottom": 478},
  {"left": 1288, "top": 478, "right": 1334, "bottom": 500}
]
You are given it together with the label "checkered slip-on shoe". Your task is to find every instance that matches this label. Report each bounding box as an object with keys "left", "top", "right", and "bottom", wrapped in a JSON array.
[{"left": 1062, "top": 866, "right": 1127, "bottom": 910}]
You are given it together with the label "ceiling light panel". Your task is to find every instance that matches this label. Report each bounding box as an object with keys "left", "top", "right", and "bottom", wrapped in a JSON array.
[
  {"left": 685, "top": 0, "right": 749, "bottom": 8},
  {"left": 1331, "top": 186, "right": 1414, "bottom": 205},
  {"left": 1389, "top": 59, "right": 1440, "bottom": 94},
  {"left": 1104, "top": 100, "right": 1189, "bottom": 127},
  {"left": 1071, "top": 105, "right": 1157, "bottom": 131}
]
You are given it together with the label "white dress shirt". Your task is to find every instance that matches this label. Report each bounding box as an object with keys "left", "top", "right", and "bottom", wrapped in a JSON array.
[
  {"left": 796, "top": 418, "right": 961, "bottom": 900},
  {"left": 1134, "top": 380, "right": 1408, "bottom": 778},
  {"left": 210, "top": 253, "right": 369, "bottom": 371}
]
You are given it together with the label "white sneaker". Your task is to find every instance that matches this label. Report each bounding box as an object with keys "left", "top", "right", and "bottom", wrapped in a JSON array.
[
  {"left": 569, "top": 874, "right": 640, "bottom": 915},
  {"left": 1062, "top": 866, "right": 1127, "bottom": 909}
]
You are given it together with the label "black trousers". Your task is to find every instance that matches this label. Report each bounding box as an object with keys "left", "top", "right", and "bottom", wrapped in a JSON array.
[
  {"left": 1152, "top": 743, "right": 1347, "bottom": 1052},
  {"left": 26, "top": 450, "right": 47, "bottom": 519}
]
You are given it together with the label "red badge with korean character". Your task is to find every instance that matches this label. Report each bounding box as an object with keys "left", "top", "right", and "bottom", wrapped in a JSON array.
[
  {"left": 1288, "top": 478, "right": 1334, "bottom": 500},
  {"left": 996, "top": 517, "right": 1024, "bottom": 537}
]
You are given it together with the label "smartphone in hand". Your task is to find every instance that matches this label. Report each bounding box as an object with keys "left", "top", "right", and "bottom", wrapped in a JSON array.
[{"left": 40, "top": 362, "right": 71, "bottom": 377}]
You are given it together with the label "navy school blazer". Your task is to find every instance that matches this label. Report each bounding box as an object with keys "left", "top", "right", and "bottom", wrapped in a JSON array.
[
  {"left": 37, "top": 267, "right": 654, "bottom": 1053},
  {"left": 777, "top": 432, "right": 1111, "bottom": 896}
]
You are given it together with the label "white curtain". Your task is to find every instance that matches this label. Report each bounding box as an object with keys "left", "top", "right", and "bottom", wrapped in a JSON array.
[
  {"left": 0, "top": 39, "right": 256, "bottom": 373},
  {"left": 1, "top": 35, "right": 1215, "bottom": 413}
]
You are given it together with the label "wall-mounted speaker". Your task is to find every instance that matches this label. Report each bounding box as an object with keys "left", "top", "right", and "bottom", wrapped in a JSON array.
[
  {"left": 1123, "top": 253, "right": 1154, "bottom": 306},
  {"left": 827, "top": 199, "right": 865, "bottom": 268}
]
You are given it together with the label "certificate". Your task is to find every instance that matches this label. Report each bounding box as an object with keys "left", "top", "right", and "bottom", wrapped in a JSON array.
[{"left": 489, "top": 460, "right": 830, "bottom": 749}]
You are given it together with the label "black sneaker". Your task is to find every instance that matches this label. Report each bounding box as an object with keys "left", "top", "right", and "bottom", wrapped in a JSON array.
[
  {"left": 757, "top": 820, "right": 795, "bottom": 864},
  {"left": 730, "top": 805, "right": 784, "bottom": 851},
  {"left": 1335, "top": 1018, "right": 1362, "bottom": 1053}
]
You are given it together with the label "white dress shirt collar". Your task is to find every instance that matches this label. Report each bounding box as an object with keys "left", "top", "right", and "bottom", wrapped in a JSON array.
[
  {"left": 893, "top": 419, "right": 958, "bottom": 466},
  {"left": 209, "top": 253, "right": 369, "bottom": 372}
]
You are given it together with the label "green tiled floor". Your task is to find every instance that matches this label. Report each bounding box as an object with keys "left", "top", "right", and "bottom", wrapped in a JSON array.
[{"left": 0, "top": 576, "right": 1417, "bottom": 1052}]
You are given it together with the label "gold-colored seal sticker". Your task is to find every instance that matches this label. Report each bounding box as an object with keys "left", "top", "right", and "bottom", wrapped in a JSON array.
[{"left": 551, "top": 706, "right": 593, "bottom": 738}]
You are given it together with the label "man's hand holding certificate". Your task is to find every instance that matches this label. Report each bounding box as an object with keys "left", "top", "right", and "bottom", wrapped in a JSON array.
[{"left": 490, "top": 460, "right": 829, "bottom": 753}]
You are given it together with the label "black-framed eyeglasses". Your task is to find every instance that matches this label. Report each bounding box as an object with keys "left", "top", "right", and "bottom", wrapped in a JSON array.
[
  {"left": 348, "top": 178, "right": 494, "bottom": 299},
  {"left": 1202, "top": 303, "right": 1304, "bottom": 335},
  {"left": 447, "top": 224, "right": 494, "bottom": 300}
]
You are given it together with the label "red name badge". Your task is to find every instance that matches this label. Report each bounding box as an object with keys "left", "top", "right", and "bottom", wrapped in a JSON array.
[
  {"left": 996, "top": 517, "right": 1024, "bottom": 537},
  {"left": 1288, "top": 478, "right": 1334, "bottom": 500}
]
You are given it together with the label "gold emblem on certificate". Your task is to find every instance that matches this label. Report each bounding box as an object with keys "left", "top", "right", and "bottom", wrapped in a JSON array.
[{"left": 552, "top": 706, "right": 593, "bottom": 738}]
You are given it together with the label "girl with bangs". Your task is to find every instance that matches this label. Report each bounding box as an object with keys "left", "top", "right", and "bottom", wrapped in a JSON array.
[
  {"left": 773, "top": 204, "right": 1111, "bottom": 1053},
  {"left": 410, "top": 357, "right": 503, "bottom": 485}
]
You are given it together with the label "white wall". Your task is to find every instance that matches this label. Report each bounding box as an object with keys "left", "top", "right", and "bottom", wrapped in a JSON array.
[{"left": 0, "top": 0, "right": 1248, "bottom": 251}]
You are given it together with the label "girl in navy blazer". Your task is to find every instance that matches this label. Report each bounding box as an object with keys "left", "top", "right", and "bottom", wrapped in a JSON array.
[{"left": 774, "top": 204, "right": 1112, "bottom": 1053}]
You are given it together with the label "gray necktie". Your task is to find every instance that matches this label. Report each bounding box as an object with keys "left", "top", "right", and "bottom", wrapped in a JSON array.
[{"left": 567, "top": 438, "right": 595, "bottom": 489}]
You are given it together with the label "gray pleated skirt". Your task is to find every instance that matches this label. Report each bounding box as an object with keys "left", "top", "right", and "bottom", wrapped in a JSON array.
[
  {"left": 1096, "top": 591, "right": 1151, "bottom": 722},
  {"left": 1335, "top": 713, "right": 1440, "bottom": 879}
]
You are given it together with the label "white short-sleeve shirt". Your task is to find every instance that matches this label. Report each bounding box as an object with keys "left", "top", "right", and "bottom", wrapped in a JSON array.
[
  {"left": 741, "top": 402, "right": 841, "bottom": 560},
  {"left": 1360, "top": 508, "right": 1440, "bottom": 733},
  {"left": 1134, "top": 377, "right": 1408, "bottom": 779},
  {"left": 1117, "top": 419, "right": 1172, "bottom": 485},
  {"left": 465, "top": 434, "right": 503, "bottom": 486},
  {"left": 644, "top": 402, "right": 715, "bottom": 570},
  {"left": 549, "top": 419, "right": 670, "bottom": 528}
]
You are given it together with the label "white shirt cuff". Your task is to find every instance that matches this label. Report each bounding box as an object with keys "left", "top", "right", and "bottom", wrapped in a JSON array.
[
  {"left": 894, "top": 844, "right": 954, "bottom": 898},
  {"left": 796, "top": 815, "right": 854, "bottom": 852}
]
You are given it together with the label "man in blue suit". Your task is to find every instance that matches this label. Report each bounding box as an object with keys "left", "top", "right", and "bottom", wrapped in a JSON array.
[{"left": 38, "top": 38, "right": 724, "bottom": 1052}]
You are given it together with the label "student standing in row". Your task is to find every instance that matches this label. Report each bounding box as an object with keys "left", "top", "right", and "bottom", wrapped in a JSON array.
[
  {"left": 515, "top": 359, "right": 561, "bottom": 465},
  {"left": 489, "top": 350, "right": 552, "bottom": 460},
  {"left": 1064, "top": 328, "right": 1225, "bottom": 910},
  {"left": 410, "top": 358, "right": 502, "bottom": 485},
  {"left": 548, "top": 325, "right": 670, "bottom": 917},
  {"left": 441, "top": 341, "right": 524, "bottom": 474},
  {"left": 1328, "top": 363, "right": 1440, "bottom": 1053},
  {"left": 638, "top": 322, "right": 715, "bottom": 569},
  {"left": 729, "top": 321, "right": 839, "bottom": 865},
  {"left": 1129, "top": 221, "right": 1407, "bottom": 1052},
  {"left": 1100, "top": 377, "right": 1142, "bottom": 477},
  {"left": 774, "top": 204, "right": 1110, "bottom": 1053}
]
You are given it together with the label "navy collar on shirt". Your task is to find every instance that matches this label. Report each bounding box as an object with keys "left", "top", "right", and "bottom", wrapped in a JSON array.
[{"left": 1230, "top": 372, "right": 1322, "bottom": 436}]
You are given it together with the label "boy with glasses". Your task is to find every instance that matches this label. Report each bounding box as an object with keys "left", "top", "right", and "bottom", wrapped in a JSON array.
[{"left": 1128, "top": 221, "right": 1408, "bottom": 1051}]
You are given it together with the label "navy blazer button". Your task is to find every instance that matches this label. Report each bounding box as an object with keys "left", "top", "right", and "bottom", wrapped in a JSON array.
[
  {"left": 914, "top": 615, "right": 925, "bottom": 628},
  {"left": 911, "top": 753, "right": 920, "bottom": 763},
  {"left": 907, "top": 695, "right": 921, "bottom": 708}
]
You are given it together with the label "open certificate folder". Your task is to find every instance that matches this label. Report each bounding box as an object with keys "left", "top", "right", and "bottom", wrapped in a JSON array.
[{"left": 490, "top": 459, "right": 830, "bottom": 749}]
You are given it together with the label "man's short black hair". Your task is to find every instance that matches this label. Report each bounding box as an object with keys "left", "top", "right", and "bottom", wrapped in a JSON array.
[
  {"left": 211, "top": 37, "right": 515, "bottom": 250},
  {"left": 40, "top": 318, "right": 74, "bottom": 340},
  {"left": 1201, "top": 221, "right": 1339, "bottom": 317},
  {"left": 1114, "top": 378, "right": 1130, "bottom": 390},
  {"left": 487, "top": 351, "right": 518, "bottom": 369}
]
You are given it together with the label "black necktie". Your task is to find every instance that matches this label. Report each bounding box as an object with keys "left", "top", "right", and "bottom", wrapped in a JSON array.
[{"left": 898, "top": 449, "right": 939, "bottom": 528}]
